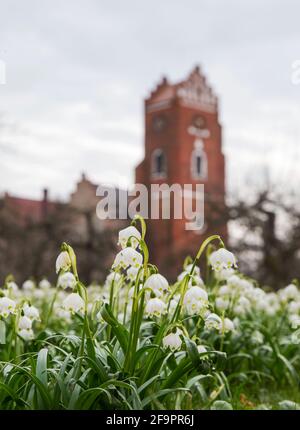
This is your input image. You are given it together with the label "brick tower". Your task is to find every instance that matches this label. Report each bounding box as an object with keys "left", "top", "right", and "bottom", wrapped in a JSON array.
[{"left": 135, "top": 66, "right": 226, "bottom": 278}]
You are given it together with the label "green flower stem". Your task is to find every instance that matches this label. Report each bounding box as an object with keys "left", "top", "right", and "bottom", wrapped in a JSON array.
[
  {"left": 44, "top": 288, "right": 58, "bottom": 329},
  {"left": 124, "top": 268, "right": 143, "bottom": 373},
  {"left": 172, "top": 235, "right": 224, "bottom": 324}
]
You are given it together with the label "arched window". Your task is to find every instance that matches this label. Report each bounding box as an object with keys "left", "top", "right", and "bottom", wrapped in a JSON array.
[
  {"left": 191, "top": 139, "right": 207, "bottom": 180},
  {"left": 152, "top": 148, "right": 167, "bottom": 178}
]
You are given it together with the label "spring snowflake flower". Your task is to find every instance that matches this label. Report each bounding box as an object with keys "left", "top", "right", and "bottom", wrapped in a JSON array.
[
  {"left": 118, "top": 226, "right": 141, "bottom": 249},
  {"left": 204, "top": 313, "right": 222, "bottom": 330},
  {"left": 183, "top": 286, "right": 208, "bottom": 315},
  {"left": 56, "top": 251, "right": 72, "bottom": 274},
  {"left": 197, "top": 345, "right": 208, "bottom": 359},
  {"left": 233, "top": 296, "right": 251, "bottom": 316},
  {"left": 289, "top": 314, "right": 300, "bottom": 329},
  {"left": 39, "top": 279, "right": 51, "bottom": 290},
  {"left": 18, "top": 316, "right": 32, "bottom": 331},
  {"left": 0, "top": 297, "right": 16, "bottom": 318},
  {"left": 226, "top": 275, "right": 243, "bottom": 289},
  {"left": 19, "top": 329, "right": 34, "bottom": 341},
  {"left": 104, "top": 272, "right": 122, "bottom": 288},
  {"left": 209, "top": 248, "right": 237, "bottom": 272},
  {"left": 288, "top": 301, "right": 300, "bottom": 314},
  {"left": 33, "top": 289, "right": 45, "bottom": 300},
  {"left": 144, "top": 274, "right": 169, "bottom": 297},
  {"left": 185, "top": 264, "right": 201, "bottom": 277},
  {"left": 163, "top": 329, "right": 182, "bottom": 351},
  {"left": 215, "top": 297, "right": 230, "bottom": 311},
  {"left": 218, "top": 285, "right": 231, "bottom": 296},
  {"left": 56, "top": 307, "right": 72, "bottom": 322},
  {"left": 251, "top": 330, "right": 264, "bottom": 345},
  {"left": 22, "top": 280, "right": 35, "bottom": 291},
  {"left": 220, "top": 318, "right": 235, "bottom": 334},
  {"left": 7, "top": 281, "right": 19, "bottom": 292},
  {"left": 280, "top": 284, "right": 299, "bottom": 302},
  {"left": 23, "top": 304, "right": 40, "bottom": 321},
  {"left": 112, "top": 247, "right": 143, "bottom": 270},
  {"left": 126, "top": 266, "right": 139, "bottom": 282},
  {"left": 58, "top": 272, "right": 77, "bottom": 290},
  {"left": 145, "top": 298, "right": 166, "bottom": 317},
  {"left": 214, "top": 267, "right": 235, "bottom": 281},
  {"left": 239, "top": 279, "right": 255, "bottom": 294},
  {"left": 62, "top": 293, "right": 84, "bottom": 314}
]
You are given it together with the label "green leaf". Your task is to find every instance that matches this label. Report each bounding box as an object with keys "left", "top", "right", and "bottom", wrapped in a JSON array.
[
  {"left": 101, "top": 304, "right": 129, "bottom": 353},
  {"left": 0, "top": 320, "right": 6, "bottom": 344},
  {"left": 210, "top": 400, "right": 233, "bottom": 410}
]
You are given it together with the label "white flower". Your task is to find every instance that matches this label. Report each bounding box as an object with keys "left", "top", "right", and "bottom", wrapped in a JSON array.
[
  {"left": 288, "top": 301, "right": 300, "bottom": 314},
  {"left": 126, "top": 267, "right": 140, "bottom": 282},
  {"left": 251, "top": 330, "right": 264, "bottom": 345},
  {"left": 18, "top": 316, "right": 32, "bottom": 330},
  {"left": 239, "top": 279, "right": 254, "bottom": 294},
  {"left": 118, "top": 226, "right": 141, "bottom": 249},
  {"left": 280, "top": 284, "right": 299, "bottom": 302},
  {"left": 184, "top": 286, "right": 208, "bottom": 303},
  {"left": 23, "top": 304, "right": 40, "bottom": 321},
  {"left": 7, "top": 281, "right": 18, "bottom": 292},
  {"left": 56, "top": 251, "right": 71, "bottom": 274},
  {"left": 183, "top": 286, "right": 208, "bottom": 315},
  {"left": 163, "top": 329, "right": 182, "bottom": 351},
  {"left": 220, "top": 318, "right": 234, "bottom": 333},
  {"left": 215, "top": 297, "right": 230, "bottom": 311},
  {"left": 145, "top": 298, "right": 166, "bottom": 317},
  {"left": 218, "top": 285, "right": 231, "bottom": 296},
  {"left": 104, "top": 272, "right": 122, "bottom": 288},
  {"left": 204, "top": 313, "right": 222, "bottom": 330},
  {"left": 227, "top": 275, "right": 243, "bottom": 289},
  {"left": 289, "top": 314, "right": 300, "bottom": 329},
  {"left": 197, "top": 345, "right": 208, "bottom": 355},
  {"left": 233, "top": 297, "right": 251, "bottom": 316},
  {"left": 56, "top": 308, "right": 72, "bottom": 321},
  {"left": 33, "top": 289, "right": 45, "bottom": 299},
  {"left": 215, "top": 267, "right": 235, "bottom": 281},
  {"left": 209, "top": 248, "right": 237, "bottom": 272},
  {"left": 39, "top": 279, "right": 51, "bottom": 290},
  {"left": 0, "top": 297, "right": 16, "bottom": 318},
  {"left": 112, "top": 247, "right": 143, "bottom": 270},
  {"left": 58, "top": 272, "right": 77, "bottom": 290},
  {"left": 144, "top": 274, "right": 169, "bottom": 297},
  {"left": 185, "top": 264, "right": 201, "bottom": 277},
  {"left": 22, "top": 280, "right": 35, "bottom": 291},
  {"left": 19, "top": 329, "right": 34, "bottom": 341},
  {"left": 62, "top": 293, "right": 84, "bottom": 314}
]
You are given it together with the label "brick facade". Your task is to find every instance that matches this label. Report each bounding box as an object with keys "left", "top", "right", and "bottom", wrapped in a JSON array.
[{"left": 135, "top": 66, "right": 227, "bottom": 277}]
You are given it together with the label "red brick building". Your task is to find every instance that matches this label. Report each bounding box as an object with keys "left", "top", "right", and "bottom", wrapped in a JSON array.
[
  {"left": 135, "top": 66, "right": 226, "bottom": 276},
  {"left": 1, "top": 65, "right": 227, "bottom": 279}
]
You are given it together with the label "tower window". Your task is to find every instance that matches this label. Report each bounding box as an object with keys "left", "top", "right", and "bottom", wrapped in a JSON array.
[
  {"left": 152, "top": 149, "right": 167, "bottom": 178},
  {"left": 191, "top": 140, "right": 207, "bottom": 180}
]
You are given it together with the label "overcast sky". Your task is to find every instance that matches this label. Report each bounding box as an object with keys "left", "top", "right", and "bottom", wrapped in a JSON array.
[{"left": 0, "top": 0, "right": 299, "bottom": 201}]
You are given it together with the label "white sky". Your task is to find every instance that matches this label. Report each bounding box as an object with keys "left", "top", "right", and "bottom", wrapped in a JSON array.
[{"left": 0, "top": 0, "right": 300, "bottom": 201}]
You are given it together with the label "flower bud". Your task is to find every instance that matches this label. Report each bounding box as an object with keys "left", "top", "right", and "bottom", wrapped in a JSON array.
[{"left": 56, "top": 251, "right": 72, "bottom": 274}]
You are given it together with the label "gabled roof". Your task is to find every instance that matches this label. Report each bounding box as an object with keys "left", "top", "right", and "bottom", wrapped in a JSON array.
[{"left": 146, "top": 66, "right": 218, "bottom": 113}]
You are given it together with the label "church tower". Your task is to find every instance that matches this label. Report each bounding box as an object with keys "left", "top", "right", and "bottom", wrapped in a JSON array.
[{"left": 135, "top": 66, "right": 226, "bottom": 278}]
